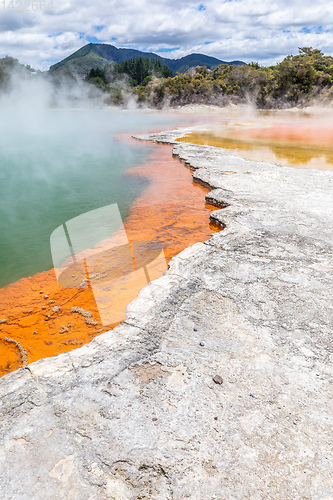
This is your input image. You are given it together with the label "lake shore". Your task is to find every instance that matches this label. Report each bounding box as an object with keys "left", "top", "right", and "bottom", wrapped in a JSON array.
[{"left": 0, "top": 125, "right": 332, "bottom": 498}]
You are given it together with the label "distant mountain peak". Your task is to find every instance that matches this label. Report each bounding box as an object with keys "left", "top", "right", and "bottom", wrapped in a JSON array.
[{"left": 49, "top": 43, "right": 245, "bottom": 76}]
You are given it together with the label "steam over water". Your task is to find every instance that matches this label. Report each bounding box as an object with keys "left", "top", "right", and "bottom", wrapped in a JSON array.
[
  {"left": 0, "top": 107, "right": 182, "bottom": 288},
  {"left": 2, "top": 90, "right": 333, "bottom": 290}
]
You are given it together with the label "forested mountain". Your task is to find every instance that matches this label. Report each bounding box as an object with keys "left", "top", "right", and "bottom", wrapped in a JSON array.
[
  {"left": 85, "top": 57, "right": 173, "bottom": 88},
  {"left": 48, "top": 43, "right": 244, "bottom": 76}
]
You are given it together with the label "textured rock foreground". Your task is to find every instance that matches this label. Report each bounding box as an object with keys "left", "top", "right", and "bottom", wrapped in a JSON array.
[{"left": 1, "top": 130, "right": 333, "bottom": 499}]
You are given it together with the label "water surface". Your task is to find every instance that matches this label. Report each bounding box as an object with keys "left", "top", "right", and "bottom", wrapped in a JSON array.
[{"left": 0, "top": 109, "right": 182, "bottom": 288}]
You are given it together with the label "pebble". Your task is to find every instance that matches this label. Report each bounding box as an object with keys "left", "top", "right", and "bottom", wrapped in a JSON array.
[
  {"left": 199, "top": 342, "right": 205, "bottom": 346},
  {"left": 193, "top": 327, "right": 198, "bottom": 331},
  {"left": 213, "top": 375, "right": 223, "bottom": 385},
  {"left": 42, "top": 306, "right": 46, "bottom": 310},
  {"left": 44, "top": 295, "right": 49, "bottom": 299},
  {"left": 39, "top": 291, "right": 43, "bottom": 294}
]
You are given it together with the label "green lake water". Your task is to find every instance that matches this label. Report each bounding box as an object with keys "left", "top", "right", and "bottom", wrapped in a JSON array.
[{"left": 0, "top": 108, "right": 181, "bottom": 288}]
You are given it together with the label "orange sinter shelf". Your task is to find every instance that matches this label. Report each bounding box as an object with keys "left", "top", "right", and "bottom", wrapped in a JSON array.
[{"left": 0, "top": 141, "right": 221, "bottom": 377}]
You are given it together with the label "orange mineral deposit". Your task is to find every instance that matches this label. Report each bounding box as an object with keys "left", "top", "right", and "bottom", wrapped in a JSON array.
[{"left": 0, "top": 141, "right": 221, "bottom": 377}]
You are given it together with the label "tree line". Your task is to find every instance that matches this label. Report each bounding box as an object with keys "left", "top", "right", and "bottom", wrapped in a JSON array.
[
  {"left": 85, "top": 57, "right": 173, "bottom": 88},
  {"left": 0, "top": 56, "right": 35, "bottom": 90},
  {"left": 2, "top": 48, "right": 333, "bottom": 109},
  {"left": 138, "top": 47, "right": 333, "bottom": 108}
]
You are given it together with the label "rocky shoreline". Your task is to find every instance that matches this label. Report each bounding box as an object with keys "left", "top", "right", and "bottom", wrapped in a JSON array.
[{"left": 0, "top": 128, "right": 332, "bottom": 499}]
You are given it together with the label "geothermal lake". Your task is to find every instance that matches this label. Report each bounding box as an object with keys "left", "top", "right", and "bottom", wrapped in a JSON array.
[
  {"left": 2, "top": 106, "right": 333, "bottom": 289},
  {"left": 0, "top": 108, "right": 189, "bottom": 289},
  {"left": 2, "top": 104, "right": 333, "bottom": 377},
  {"left": 0, "top": 106, "right": 221, "bottom": 376}
]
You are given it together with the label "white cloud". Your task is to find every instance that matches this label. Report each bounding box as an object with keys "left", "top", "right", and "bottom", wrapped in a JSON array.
[{"left": 0, "top": 0, "right": 333, "bottom": 70}]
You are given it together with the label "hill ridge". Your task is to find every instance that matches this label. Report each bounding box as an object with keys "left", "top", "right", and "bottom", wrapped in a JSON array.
[{"left": 49, "top": 43, "right": 245, "bottom": 76}]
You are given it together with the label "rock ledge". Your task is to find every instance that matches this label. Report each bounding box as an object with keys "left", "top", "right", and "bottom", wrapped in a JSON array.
[{"left": 0, "top": 129, "right": 332, "bottom": 499}]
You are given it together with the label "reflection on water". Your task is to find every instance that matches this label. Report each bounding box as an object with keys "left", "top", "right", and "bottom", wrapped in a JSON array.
[
  {"left": 177, "top": 123, "right": 333, "bottom": 170},
  {"left": 51, "top": 204, "right": 168, "bottom": 326}
]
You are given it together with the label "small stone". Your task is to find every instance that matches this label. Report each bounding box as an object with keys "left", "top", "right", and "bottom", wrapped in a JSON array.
[
  {"left": 199, "top": 342, "right": 205, "bottom": 346},
  {"left": 39, "top": 291, "right": 43, "bottom": 294},
  {"left": 44, "top": 295, "right": 48, "bottom": 299},
  {"left": 49, "top": 300, "right": 55, "bottom": 304},
  {"left": 213, "top": 375, "right": 223, "bottom": 385},
  {"left": 28, "top": 310, "right": 33, "bottom": 314},
  {"left": 85, "top": 317, "right": 98, "bottom": 326},
  {"left": 193, "top": 327, "right": 198, "bottom": 331},
  {"left": 152, "top": 417, "right": 158, "bottom": 421},
  {"left": 42, "top": 306, "right": 46, "bottom": 310},
  {"left": 72, "top": 275, "right": 75, "bottom": 278},
  {"left": 214, "top": 417, "right": 218, "bottom": 420},
  {"left": 33, "top": 331, "right": 38, "bottom": 335}
]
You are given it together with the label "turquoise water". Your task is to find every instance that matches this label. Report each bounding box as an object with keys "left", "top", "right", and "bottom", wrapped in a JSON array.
[{"left": 0, "top": 108, "right": 180, "bottom": 288}]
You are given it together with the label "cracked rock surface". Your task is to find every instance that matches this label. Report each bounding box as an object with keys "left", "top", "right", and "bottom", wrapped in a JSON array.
[{"left": 0, "top": 130, "right": 332, "bottom": 499}]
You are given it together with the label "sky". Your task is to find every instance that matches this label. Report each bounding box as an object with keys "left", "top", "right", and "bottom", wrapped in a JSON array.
[{"left": 1, "top": 0, "right": 333, "bottom": 70}]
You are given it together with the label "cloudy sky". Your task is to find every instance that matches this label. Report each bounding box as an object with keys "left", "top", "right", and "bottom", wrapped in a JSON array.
[{"left": 1, "top": 0, "right": 333, "bottom": 70}]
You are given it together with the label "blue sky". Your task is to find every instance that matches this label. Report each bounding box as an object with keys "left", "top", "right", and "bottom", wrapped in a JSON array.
[{"left": 0, "top": 0, "right": 333, "bottom": 70}]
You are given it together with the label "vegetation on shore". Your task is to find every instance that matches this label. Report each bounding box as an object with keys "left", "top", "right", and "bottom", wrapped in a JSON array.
[
  {"left": 136, "top": 47, "right": 333, "bottom": 108},
  {"left": 0, "top": 56, "right": 35, "bottom": 89},
  {"left": 2, "top": 47, "right": 333, "bottom": 109},
  {"left": 84, "top": 47, "right": 333, "bottom": 108},
  {"left": 0, "top": 55, "right": 100, "bottom": 106}
]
